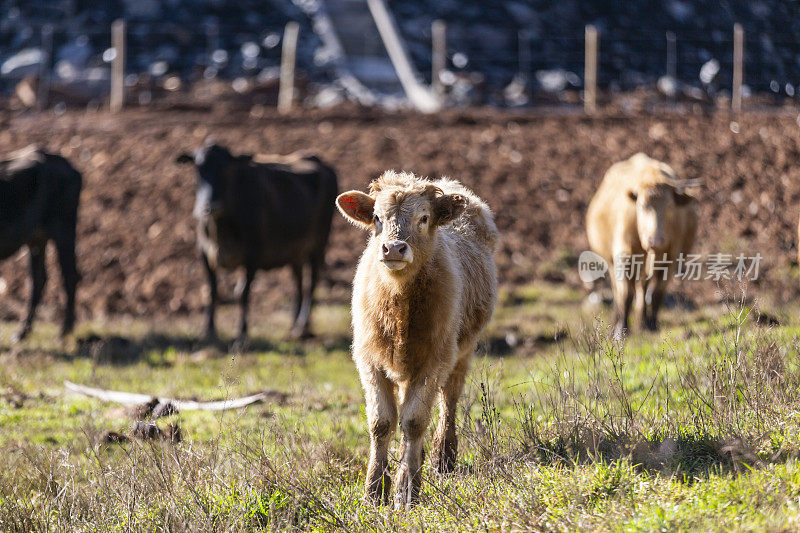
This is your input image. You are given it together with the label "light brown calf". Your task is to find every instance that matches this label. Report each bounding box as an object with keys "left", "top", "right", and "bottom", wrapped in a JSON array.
[
  {"left": 337, "top": 171, "right": 498, "bottom": 508},
  {"left": 586, "top": 153, "right": 697, "bottom": 339}
]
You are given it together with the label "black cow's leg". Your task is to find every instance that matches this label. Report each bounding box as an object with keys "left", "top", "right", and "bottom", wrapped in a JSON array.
[
  {"left": 53, "top": 223, "right": 79, "bottom": 337},
  {"left": 201, "top": 253, "right": 219, "bottom": 344},
  {"left": 233, "top": 266, "right": 255, "bottom": 351},
  {"left": 13, "top": 241, "right": 47, "bottom": 342},
  {"left": 290, "top": 263, "right": 304, "bottom": 332},
  {"left": 292, "top": 258, "right": 319, "bottom": 339},
  {"left": 290, "top": 261, "right": 315, "bottom": 339}
]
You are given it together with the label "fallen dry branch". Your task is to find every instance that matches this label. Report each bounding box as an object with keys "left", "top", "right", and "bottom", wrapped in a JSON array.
[{"left": 64, "top": 380, "right": 274, "bottom": 411}]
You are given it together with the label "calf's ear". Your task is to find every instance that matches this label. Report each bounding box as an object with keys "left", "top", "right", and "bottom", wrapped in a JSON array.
[
  {"left": 336, "top": 191, "right": 375, "bottom": 228},
  {"left": 434, "top": 193, "right": 467, "bottom": 225},
  {"left": 175, "top": 153, "right": 194, "bottom": 164},
  {"left": 674, "top": 190, "right": 694, "bottom": 205}
]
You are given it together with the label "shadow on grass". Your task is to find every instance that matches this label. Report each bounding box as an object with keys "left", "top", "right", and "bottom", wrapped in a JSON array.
[
  {"left": 72, "top": 333, "right": 326, "bottom": 366},
  {"left": 516, "top": 428, "right": 781, "bottom": 483},
  {"left": 1, "top": 328, "right": 354, "bottom": 366},
  {"left": 480, "top": 328, "right": 570, "bottom": 357}
]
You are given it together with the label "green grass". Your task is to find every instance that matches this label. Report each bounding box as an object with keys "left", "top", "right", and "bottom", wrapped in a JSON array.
[{"left": 2, "top": 284, "right": 800, "bottom": 531}]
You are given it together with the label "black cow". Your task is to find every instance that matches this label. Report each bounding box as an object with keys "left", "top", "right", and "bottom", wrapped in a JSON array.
[
  {"left": 176, "top": 143, "right": 338, "bottom": 347},
  {"left": 0, "top": 145, "right": 81, "bottom": 341}
]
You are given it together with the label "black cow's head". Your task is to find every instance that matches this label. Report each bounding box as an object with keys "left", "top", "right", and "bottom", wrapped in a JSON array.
[{"left": 176, "top": 142, "right": 234, "bottom": 219}]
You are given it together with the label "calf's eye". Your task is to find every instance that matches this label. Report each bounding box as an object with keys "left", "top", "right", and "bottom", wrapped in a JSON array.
[{"left": 420, "top": 215, "right": 428, "bottom": 224}]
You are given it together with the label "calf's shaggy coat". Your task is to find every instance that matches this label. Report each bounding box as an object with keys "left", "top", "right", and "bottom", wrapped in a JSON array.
[
  {"left": 586, "top": 153, "right": 697, "bottom": 339},
  {"left": 337, "top": 171, "right": 498, "bottom": 508}
]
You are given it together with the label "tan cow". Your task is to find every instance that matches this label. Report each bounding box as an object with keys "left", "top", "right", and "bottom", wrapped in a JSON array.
[
  {"left": 336, "top": 171, "right": 498, "bottom": 508},
  {"left": 586, "top": 153, "right": 697, "bottom": 339}
]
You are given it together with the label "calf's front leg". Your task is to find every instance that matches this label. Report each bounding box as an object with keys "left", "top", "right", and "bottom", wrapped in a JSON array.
[
  {"left": 432, "top": 355, "right": 470, "bottom": 473},
  {"left": 395, "top": 376, "right": 437, "bottom": 509},
  {"left": 359, "top": 363, "right": 397, "bottom": 504}
]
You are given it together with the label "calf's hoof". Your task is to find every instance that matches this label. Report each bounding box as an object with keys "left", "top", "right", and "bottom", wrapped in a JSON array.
[
  {"left": 393, "top": 467, "right": 418, "bottom": 510},
  {"left": 393, "top": 492, "right": 418, "bottom": 510},
  {"left": 432, "top": 443, "right": 457, "bottom": 474},
  {"left": 364, "top": 478, "right": 392, "bottom": 506},
  {"left": 362, "top": 494, "right": 387, "bottom": 507}
]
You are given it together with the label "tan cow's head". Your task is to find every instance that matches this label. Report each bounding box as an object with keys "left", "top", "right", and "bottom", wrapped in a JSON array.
[
  {"left": 336, "top": 171, "right": 466, "bottom": 277},
  {"left": 628, "top": 182, "right": 694, "bottom": 253}
]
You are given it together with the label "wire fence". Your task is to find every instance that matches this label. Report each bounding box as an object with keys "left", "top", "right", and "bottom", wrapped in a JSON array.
[
  {"left": 1, "top": 17, "right": 798, "bottom": 108},
  {"left": 404, "top": 24, "right": 800, "bottom": 94}
]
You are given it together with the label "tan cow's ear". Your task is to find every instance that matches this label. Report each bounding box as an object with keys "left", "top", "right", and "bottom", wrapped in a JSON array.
[
  {"left": 336, "top": 191, "right": 375, "bottom": 228},
  {"left": 434, "top": 193, "right": 467, "bottom": 225},
  {"left": 674, "top": 190, "right": 694, "bottom": 205}
]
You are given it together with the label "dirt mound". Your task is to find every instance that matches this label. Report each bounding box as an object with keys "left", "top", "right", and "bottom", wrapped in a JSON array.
[{"left": 0, "top": 105, "right": 798, "bottom": 325}]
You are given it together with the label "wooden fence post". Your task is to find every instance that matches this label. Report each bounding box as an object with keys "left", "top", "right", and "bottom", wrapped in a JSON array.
[
  {"left": 584, "top": 25, "right": 598, "bottom": 114},
  {"left": 206, "top": 22, "right": 219, "bottom": 67},
  {"left": 278, "top": 21, "right": 299, "bottom": 114},
  {"left": 732, "top": 23, "right": 744, "bottom": 115},
  {"left": 431, "top": 20, "right": 446, "bottom": 96},
  {"left": 37, "top": 24, "right": 53, "bottom": 111},
  {"left": 110, "top": 19, "right": 125, "bottom": 113},
  {"left": 666, "top": 31, "right": 676, "bottom": 79},
  {"left": 518, "top": 29, "right": 531, "bottom": 84}
]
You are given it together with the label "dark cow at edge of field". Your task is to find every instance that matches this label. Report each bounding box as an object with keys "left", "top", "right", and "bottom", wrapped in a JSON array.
[
  {"left": 176, "top": 142, "right": 338, "bottom": 347},
  {"left": 0, "top": 145, "right": 82, "bottom": 342}
]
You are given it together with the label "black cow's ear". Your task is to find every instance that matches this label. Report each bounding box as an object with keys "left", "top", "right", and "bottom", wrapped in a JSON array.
[
  {"left": 434, "top": 193, "right": 467, "bottom": 225},
  {"left": 674, "top": 190, "right": 694, "bottom": 205},
  {"left": 628, "top": 190, "right": 638, "bottom": 202},
  {"left": 336, "top": 191, "right": 375, "bottom": 229},
  {"left": 175, "top": 153, "right": 194, "bottom": 164}
]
